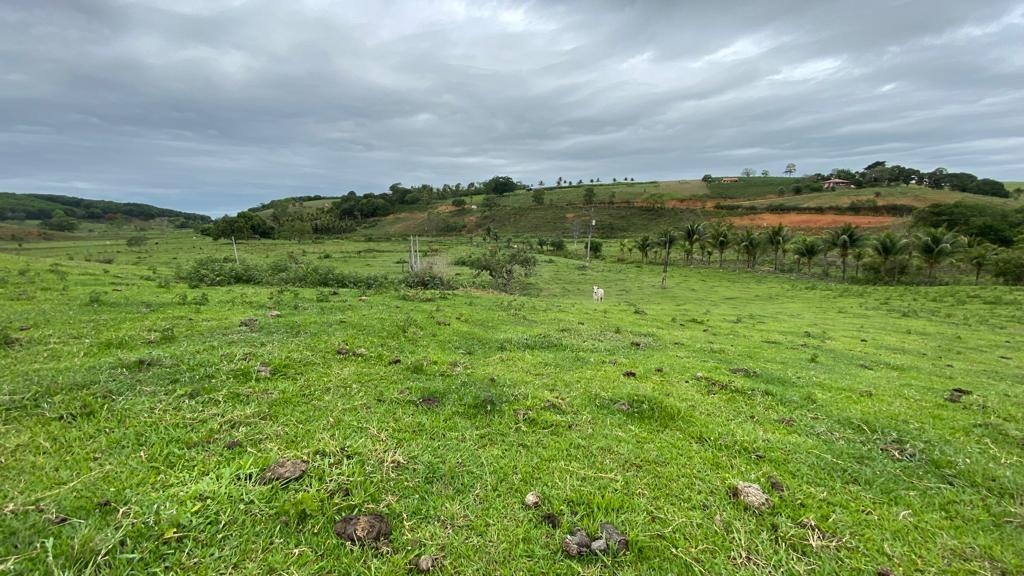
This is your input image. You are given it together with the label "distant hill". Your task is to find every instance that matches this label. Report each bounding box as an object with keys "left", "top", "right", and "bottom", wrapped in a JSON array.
[{"left": 0, "top": 192, "right": 211, "bottom": 223}]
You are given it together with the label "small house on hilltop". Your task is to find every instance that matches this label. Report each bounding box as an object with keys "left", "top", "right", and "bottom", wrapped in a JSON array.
[
  {"left": 720, "top": 177, "right": 740, "bottom": 183},
  {"left": 822, "top": 178, "right": 852, "bottom": 190}
]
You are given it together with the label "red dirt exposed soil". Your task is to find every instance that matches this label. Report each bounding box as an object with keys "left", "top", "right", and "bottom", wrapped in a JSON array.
[{"left": 727, "top": 213, "right": 902, "bottom": 230}]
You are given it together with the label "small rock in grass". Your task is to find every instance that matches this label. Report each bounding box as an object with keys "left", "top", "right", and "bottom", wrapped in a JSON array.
[
  {"left": 613, "top": 401, "right": 631, "bottom": 412},
  {"left": 224, "top": 439, "right": 242, "bottom": 450},
  {"left": 599, "top": 522, "right": 629, "bottom": 552},
  {"left": 268, "top": 310, "right": 281, "bottom": 318},
  {"left": 731, "top": 482, "right": 771, "bottom": 511},
  {"left": 358, "top": 296, "right": 369, "bottom": 302},
  {"left": 561, "top": 527, "right": 592, "bottom": 556},
  {"left": 336, "top": 346, "right": 350, "bottom": 356},
  {"left": 622, "top": 370, "right": 637, "bottom": 378},
  {"left": 589, "top": 538, "right": 608, "bottom": 553},
  {"left": 353, "top": 348, "right": 368, "bottom": 357},
  {"left": 257, "top": 458, "right": 308, "bottom": 485},
  {"left": 768, "top": 476, "right": 786, "bottom": 494},
  {"left": 333, "top": 514, "right": 391, "bottom": 545},
  {"left": 414, "top": 555, "right": 437, "bottom": 572},
  {"left": 524, "top": 491, "right": 541, "bottom": 508},
  {"left": 256, "top": 363, "right": 271, "bottom": 377},
  {"left": 389, "top": 356, "right": 402, "bottom": 365}
]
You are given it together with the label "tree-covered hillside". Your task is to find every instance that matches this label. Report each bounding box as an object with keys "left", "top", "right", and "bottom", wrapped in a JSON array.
[{"left": 0, "top": 192, "right": 211, "bottom": 224}]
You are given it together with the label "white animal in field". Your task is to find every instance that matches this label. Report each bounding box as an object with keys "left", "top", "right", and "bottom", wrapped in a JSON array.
[{"left": 593, "top": 286, "right": 605, "bottom": 302}]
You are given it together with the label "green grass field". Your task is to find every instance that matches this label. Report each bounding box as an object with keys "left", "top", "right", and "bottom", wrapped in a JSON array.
[
  {"left": 733, "top": 186, "right": 1023, "bottom": 209},
  {"left": 2, "top": 232, "right": 1023, "bottom": 575}
]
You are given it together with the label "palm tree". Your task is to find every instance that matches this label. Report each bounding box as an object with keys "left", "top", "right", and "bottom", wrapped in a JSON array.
[
  {"left": 706, "top": 222, "right": 732, "bottom": 268},
  {"left": 635, "top": 235, "right": 653, "bottom": 264},
  {"left": 852, "top": 248, "right": 867, "bottom": 278},
  {"left": 737, "top": 228, "right": 763, "bottom": 269},
  {"left": 826, "top": 223, "right": 868, "bottom": 280},
  {"left": 914, "top": 227, "right": 960, "bottom": 281},
  {"left": 966, "top": 243, "right": 998, "bottom": 284},
  {"left": 658, "top": 229, "right": 677, "bottom": 288},
  {"left": 871, "top": 231, "right": 911, "bottom": 283},
  {"left": 791, "top": 236, "right": 822, "bottom": 274},
  {"left": 681, "top": 222, "right": 705, "bottom": 265},
  {"left": 764, "top": 223, "right": 793, "bottom": 271}
]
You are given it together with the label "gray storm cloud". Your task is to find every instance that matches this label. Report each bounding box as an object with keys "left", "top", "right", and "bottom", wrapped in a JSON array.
[{"left": 1, "top": 0, "right": 1022, "bottom": 214}]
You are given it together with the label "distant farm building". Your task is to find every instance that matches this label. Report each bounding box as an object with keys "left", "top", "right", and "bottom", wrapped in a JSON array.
[
  {"left": 822, "top": 178, "right": 852, "bottom": 190},
  {"left": 720, "top": 177, "right": 740, "bottom": 183}
]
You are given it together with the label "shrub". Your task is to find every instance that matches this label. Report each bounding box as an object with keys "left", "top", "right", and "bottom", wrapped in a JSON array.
[
  {"left": 549, "top": 237, "right": 567, "bottom": 251},
  {"left": 791, "top": 184, "right": 804, "bottom": 194},
  {"left": 455, "top": 247, "right": 538, "bottom": 293},
  {"left": 992, "top": 250, "right": 1024, "bottom": 284},
  {"left": 451, "top": 198, "right": 467, "bottom": 208},
  {"left": 177, "top": 257, "right": 396, "bottom": 290},
  {"left": 126, "top": 235, "right": 148, "bottom": 247},
  {"left": 404, "top": 269, "right": 457, "bottom": 290}
]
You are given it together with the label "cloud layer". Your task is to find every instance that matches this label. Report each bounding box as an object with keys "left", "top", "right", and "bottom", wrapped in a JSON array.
[{"left": 2, "top": 0, "right": 1022, "bottom": 214}]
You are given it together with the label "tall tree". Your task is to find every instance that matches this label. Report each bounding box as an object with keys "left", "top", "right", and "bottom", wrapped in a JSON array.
[
  {"left": 681, "top": 222, "right": 706, "bottom": 265},
  {"left": 827, "top": 223, "right": 867, "bottom": 280},
  {"left": 741, "top": 168, "right": 755, "bottom": 177},
  {"left": 737, "top": 228, "right": 763, "bottom": 269},
  {"left": 765, "top": 224, "right": 793, "bottom": 271},
  {"left": 871, "top": 232, "right": 911, "bottom": 283},
  {"left": 635, "top": 234, "right": 653, "bottom": 264},
  {"left": 658, "top": 229, "right": 677, "bottom": 288},
  {"left": 706, "top": 222, "right": 732, "bottom": 268},
  {"left": 914, "top": 227, "right": 960, "bottom": 281},
  {"left": 791, "top": 236, "right": 822, "bottom": 273},
  {"left": 966, "top": 243, "right": 998, "bottom": 284},
  {"left": 784, "top": 163, "right": 797, "bottom": 177}
]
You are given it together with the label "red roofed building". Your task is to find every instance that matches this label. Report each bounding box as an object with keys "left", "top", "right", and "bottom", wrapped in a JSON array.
[{"left": 822, "top": 178, "right": 852, "bottom": 190}]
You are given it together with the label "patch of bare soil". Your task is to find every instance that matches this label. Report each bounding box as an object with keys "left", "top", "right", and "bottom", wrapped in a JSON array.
[
  {"left": 333, "top": 514, "right": 391, "bottom": 545},
  {"left": 417, "top": 396, "right": 439, "bottom": 408},
  {"left": 257, "top": 458, "right": 308, "bottom": 485},
  {"left": 728, "top": 213, "right": 902, "bottom": 230},
  {"left": 945, "top": 387, "right": 972, "bottom": 403},
  {"left": 731, "top": 482, "right": 771, "bottom": 511}
]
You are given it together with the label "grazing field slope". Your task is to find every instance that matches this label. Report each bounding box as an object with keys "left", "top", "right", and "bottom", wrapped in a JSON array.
[{"left": 1, "top": 234, "right": 1022, "bottom": 574}]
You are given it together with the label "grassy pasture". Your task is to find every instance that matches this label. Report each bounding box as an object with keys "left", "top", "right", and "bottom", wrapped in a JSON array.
[
  {"left": 734, "top": 187, "right": 1023, "bottom": 209},
  {"left": 1, "top": 233, "right": 1023, "bottom": 575}
]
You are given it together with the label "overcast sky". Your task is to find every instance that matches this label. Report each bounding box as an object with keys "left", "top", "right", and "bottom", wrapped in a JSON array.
[{"left": 2, "top": 1, "right": 1023, "bottom": 215}]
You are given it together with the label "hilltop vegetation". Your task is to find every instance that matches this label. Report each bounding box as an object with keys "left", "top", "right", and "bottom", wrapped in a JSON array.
[{"left": 0, "top": 192, "right": 211, "bottom": 225}]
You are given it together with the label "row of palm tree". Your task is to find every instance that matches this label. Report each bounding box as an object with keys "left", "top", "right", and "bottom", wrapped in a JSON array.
[{"left": 618, "top": 222, "right": 998, "bottom": 284}]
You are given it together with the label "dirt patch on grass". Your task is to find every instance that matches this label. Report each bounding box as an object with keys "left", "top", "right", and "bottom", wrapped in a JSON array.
[
  {"left": 333, "top": 514, "right": 391, "bottom": 545},
  {"left": 727, "top": 213, "right": 903, "bottom": 230}
]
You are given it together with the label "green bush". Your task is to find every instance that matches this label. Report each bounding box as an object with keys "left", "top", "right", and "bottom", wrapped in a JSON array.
[
  {"left": 177, "top": 257, "right": 396, "bottom": 290},
  {"left": 992, "top": 251, "right": 1024, "bottom": 284}
]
